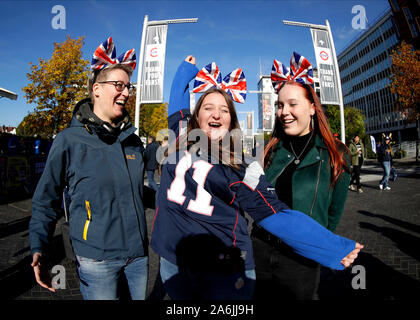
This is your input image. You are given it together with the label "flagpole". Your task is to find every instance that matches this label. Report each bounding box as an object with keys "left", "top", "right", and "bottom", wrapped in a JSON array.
[
  {"left": 135, "top": 15, "right": 148, "bottom": 136},
  {"left": 283, "top": 19, "right": 346, "bottom": 144},
  {"left": 325, "top": 19, "right": 345, "bottom": 144},
  {"left": 134, "top": 16, "right": 197, "bottom": 136}
]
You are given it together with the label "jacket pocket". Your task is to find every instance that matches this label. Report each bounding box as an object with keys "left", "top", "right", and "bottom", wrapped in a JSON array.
[{"left": 83, "top": 200, "right": 92, "bottom": 241}]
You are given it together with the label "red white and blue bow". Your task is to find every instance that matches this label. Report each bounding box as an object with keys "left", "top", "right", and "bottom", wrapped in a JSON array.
[
  {"left": 271, "top": 52, "right": 313, "bottom": 93},
  {"left": 193, "top": 62, "right": 247, "bottom": 103},
  {"left": 91, "top": 37, "right": 136, "bottom": 71}
]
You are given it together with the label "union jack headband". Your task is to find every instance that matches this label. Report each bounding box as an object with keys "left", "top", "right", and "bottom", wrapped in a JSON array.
[
  {"left": 91, "top": 37, "right": 136, "bottom": 71},
  {"left": 193, "top": 62, "right": 247, "bottom": 103},
  {"left": 271, "top": 52, "right": 314, "bottom": 93}
]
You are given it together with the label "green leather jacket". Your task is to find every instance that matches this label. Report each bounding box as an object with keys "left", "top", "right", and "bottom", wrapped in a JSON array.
[{"left": 265, "top": 135, "right": 351, "bottom": 232}]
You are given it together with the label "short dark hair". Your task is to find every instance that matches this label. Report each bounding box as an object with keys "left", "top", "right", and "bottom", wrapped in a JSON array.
[{"left": 88, "top": 64, "right": 133, "bottom": 101}]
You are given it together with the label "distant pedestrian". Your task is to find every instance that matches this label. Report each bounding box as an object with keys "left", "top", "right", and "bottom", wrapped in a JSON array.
[
  {"left": 378, "top": 134, "right": 392, "bottom": 190},
  {"left": 349, "top": 135, "right": 364, "bottom": 193},
  {"left": 144, "top": 136, "right": 159, "bottom": 191}
]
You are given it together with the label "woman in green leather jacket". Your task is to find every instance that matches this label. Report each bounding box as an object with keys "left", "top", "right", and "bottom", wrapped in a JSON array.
[{"left": 251, "top": 69, "right": 351, "bottom": 300}]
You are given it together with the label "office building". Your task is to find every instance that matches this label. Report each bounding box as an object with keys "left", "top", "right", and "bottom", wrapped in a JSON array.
[{"left": 338, "top": 2, "right": 419, "bottom": 143}]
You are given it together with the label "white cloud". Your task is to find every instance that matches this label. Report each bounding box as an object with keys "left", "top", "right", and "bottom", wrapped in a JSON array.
[{"left": 335, "top": 25, "right": 358, "bottom": 40}]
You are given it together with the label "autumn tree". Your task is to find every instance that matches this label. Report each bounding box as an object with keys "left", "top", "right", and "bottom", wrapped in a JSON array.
[
  {"left": 325, "top": 105, "right": 365, "bottom": 144},
  {"left": 390, "top": 41, "right": 420, "bottom": 161},
  {"left": 124, "top": 94, "right": 168, "bottom": 139},
  {"left": 21, "top": 36, "right": 89, "bottom": 138}
]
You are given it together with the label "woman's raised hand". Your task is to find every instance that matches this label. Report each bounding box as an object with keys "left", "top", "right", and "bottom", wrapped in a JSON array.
[{"left": 185, "top": 55, "right": 196, "bottom": 65}]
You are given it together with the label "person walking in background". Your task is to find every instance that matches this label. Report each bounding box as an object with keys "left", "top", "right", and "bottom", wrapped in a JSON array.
[
  {"left": 349, "top": 135, "right": 365, "bottom": 193},
  {"left": 144, "top": 135, "right": 159, "bottom": 191},
  {"left": 29, "top": 37, "right": 149, "bottom": 300},
  {"left": 255, "top": 52, "right": 352, "bottom": 300},
  {"left": 379, "top": 134, "right": 393, "bottom": 191}
]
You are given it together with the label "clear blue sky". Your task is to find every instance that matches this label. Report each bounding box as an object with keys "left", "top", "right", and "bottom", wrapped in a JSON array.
[{"left": 0, "top": 0, "right": 390, "bottom": 128}]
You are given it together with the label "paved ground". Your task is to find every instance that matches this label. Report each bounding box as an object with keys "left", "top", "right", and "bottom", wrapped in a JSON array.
[{"left": 1, "top": 159, "right": 419, "bottom": 300}]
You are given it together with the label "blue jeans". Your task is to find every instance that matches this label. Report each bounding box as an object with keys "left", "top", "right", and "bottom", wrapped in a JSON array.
[
  {"left": 160, "top": 257, "right": 256, "bottom": 300},
  {"left": 76, "top": 255, "right": 148, "bottom": 300},
  {"left": 380, "top": 161, "right": 391, "bottom": 188},
  {"left": 146, "top": 170, "right": 158, "bottom": 191},
  {"left": 390, "top": 167, "right": 398, "bottom": 181}
]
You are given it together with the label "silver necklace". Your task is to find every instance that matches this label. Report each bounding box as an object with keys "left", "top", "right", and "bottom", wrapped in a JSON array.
[{"left": 289, "top": 132, "right": 313, "bottom": 165}]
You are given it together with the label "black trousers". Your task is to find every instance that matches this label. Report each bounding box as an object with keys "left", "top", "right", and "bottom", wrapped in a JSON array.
[
  {"left": 350, "top": 164, "right": 361, "bottom": 189},
  {"left": 252, "top": 234, "right": 320, "bottom": 300}
]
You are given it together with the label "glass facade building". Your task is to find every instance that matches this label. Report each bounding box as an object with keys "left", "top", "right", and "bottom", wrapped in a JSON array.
[{"left": 337, "top": 10, "right": 412, "bottom": 141}]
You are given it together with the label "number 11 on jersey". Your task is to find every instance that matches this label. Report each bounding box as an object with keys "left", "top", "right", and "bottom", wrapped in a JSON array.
[{"left": 167, "top": 152, "right": 214, "bottom": 216}]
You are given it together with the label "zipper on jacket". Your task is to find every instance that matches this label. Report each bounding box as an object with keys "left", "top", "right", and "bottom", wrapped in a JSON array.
[
  {"left": 309, "top": 150, "right": 322, "bottom": 217},
  {"left": 83, "top": 200, "right": 92, "bottom": 240}
]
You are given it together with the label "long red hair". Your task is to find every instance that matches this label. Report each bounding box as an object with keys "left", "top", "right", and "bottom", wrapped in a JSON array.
[{"left": 264, "top": 81, "right": 349, "bottom": 186}]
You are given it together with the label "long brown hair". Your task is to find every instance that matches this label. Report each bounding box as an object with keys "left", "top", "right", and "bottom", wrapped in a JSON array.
[
  {"left": 172, "top": 88, "right": 243, "bottom": 169},
  {"left": 264, "top": 81, "right": 349, "bottom": 186}
]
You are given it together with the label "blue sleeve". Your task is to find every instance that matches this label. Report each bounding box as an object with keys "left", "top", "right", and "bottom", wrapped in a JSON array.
[
  {"left": 29, "top": 134, "right": 67, "bottom": 255},
  {"left": 168, "top": 60, "right": 199, "bottom": 116},
  {"left": 258, "top": 210, "right": 356, "bottom": 270},
  {"left": 167, "top": 60, "right": 199, "bottom": 144}
]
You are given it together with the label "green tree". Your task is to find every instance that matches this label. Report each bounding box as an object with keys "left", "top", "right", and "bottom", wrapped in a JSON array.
[
  {"left": 21, "top": 35, "right": 89, "bottom": 138},
  {"left": 324, "top": 105, "right": 365, "bottom": 143}
]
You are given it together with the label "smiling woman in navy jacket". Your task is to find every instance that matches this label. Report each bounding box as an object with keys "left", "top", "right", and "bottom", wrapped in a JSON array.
[{"left": 29, "top": 37, "right": 149, "bottom": 300}]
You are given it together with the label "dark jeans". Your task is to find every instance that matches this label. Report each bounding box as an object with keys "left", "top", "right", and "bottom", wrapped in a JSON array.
[
  {"left": 252, "top": 235, "right": 320, "bottom": 300},
  {"left": 350, "top": 164, "right": 361, "bottom": 189}
]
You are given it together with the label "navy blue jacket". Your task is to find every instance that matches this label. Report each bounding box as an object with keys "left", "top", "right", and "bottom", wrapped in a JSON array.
[{"left": 29, "top": 99, "right": 148, "bottom": 260}]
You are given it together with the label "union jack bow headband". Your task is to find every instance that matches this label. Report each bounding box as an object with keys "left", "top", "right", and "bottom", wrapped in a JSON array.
[
  {"left": 271, "top": 52, "right": 314, "bottom": 93},
  {"left": 91, "top": 37, "right": 136, "bottom": 71},
  {"left": 193, "top": 62, "right": 247, "bottom": 103}
]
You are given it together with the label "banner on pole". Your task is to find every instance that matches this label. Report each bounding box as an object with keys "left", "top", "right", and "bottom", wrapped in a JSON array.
[
  {"left": 310, "top": 28, "right": 340, "bottom": 105},
  {"left": 262, "top": 93, "right": 274, "bottom": 131},
  {"left": 370, "top": 135, "right": 376, "bottom": 154},
  {"left": 141, "top": 24, "right": 168, "bottom": 103}
]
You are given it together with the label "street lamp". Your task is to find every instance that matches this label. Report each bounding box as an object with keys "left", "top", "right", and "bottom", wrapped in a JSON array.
[
  {"left": 135, "top": 15, "right": 198, "bottom": 134},
  {"left": 0, "top": 88, "right": 18, "bottom": 101}
]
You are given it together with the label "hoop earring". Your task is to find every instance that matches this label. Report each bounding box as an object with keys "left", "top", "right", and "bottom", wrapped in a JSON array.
[{"left": 311, "top": 116, "right": 314, "bottom": 130}]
